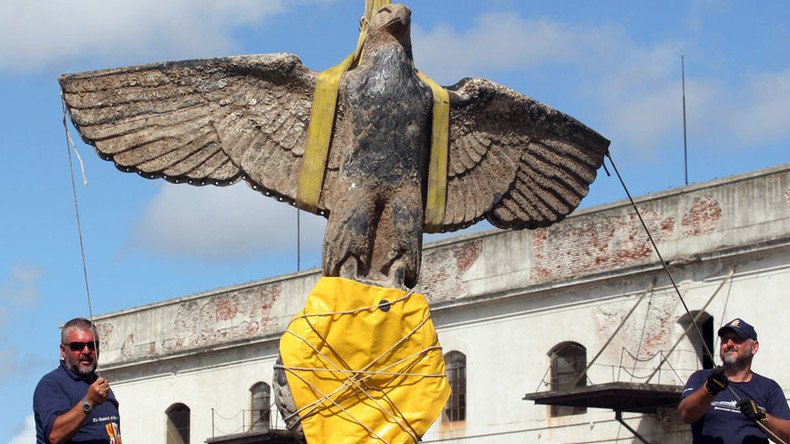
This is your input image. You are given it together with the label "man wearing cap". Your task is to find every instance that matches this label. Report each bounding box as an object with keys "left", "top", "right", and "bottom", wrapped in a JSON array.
[
  {"left": 33, "top": 317, "right": 121, "bottom": 443},
  {"left": 678, "top": 318, "right": 790, "bottom": 443}
]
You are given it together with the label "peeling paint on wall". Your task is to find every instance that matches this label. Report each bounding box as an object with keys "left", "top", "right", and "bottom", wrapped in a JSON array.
[
  {"left": 97, "top": 167, "right": 790, "bottom": 370},
  {"left": 531, "top": 209, "right": 674, "bottom": 284},
  {"left": 111, "top": 282, "right": 283, "bottom": 362},
  {"left": 419, "top": 239, "right": 483, "bottom": 304},
  {"left": 681, "top": 196, "right": 721, "bottom": 236}
]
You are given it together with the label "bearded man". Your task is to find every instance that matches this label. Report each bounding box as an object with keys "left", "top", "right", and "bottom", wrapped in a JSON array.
[
  {"left": 34, "top": 318, "right": 121, "bottom": 443},
  {"left": 678, "top": 318, "right": 790, "bottom": 443}
]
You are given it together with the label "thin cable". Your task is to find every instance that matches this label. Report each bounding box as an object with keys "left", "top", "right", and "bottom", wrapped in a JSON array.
[
  {"left": 62, "top": 97, "right": 99, "bottom": 372},
  {"left": 606, "top": 153, "right": 787, "bottom": 444},
  {"left": 605, "top": 153, "right": 714, "bottom": 362},
  {"left": 681, "top": 53, "right": 689, "bottom": 186}
]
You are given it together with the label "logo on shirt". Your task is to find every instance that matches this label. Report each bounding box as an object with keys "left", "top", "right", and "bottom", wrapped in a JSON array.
[
  {"left": 711, "top": 400, "right": 739, "bottom": 412},
  {"left": 105, "top": 422, "right": 122, "bottom": 444}
]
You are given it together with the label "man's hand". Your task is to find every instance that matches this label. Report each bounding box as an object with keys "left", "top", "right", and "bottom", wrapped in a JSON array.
[
  {"left": 48, "top": 377, "right": 111, "bottom": 443},
  {"left": 738, "top": 399, "right": 767, "bottom": 422},
  {"left": 704, "top": 366, "right": 729, "bottom": 396},
  {"left": 85, "top": 377, "right": 110, "bottom": 407}
]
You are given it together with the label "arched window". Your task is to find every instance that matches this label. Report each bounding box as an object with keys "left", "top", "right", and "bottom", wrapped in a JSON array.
[
  {"left": 680, "top": 311, "right": 715, "bottom": 369},
  {"left": 443, "top": 351, "right": 466, "bottom": 423},
  {"left": 549, "top": 342, "right": 587, "bottom": 417},
  {"left": 166, "top": 403, "right": 190, "bottom": 444},
  {"left": 250, "top": 382, "right": 271, "bottom": 431}
]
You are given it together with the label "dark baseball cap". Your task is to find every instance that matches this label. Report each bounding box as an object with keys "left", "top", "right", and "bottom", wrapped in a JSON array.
[{"left": 717, "top": 318, "right": 757, "bottom": 340}]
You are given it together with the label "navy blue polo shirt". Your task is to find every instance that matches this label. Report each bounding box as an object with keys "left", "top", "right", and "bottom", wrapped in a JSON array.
[
  {"left": 681, "top": 369, "right": 790, "bottom": 444},
  {"left": 33, "top": 361, "right": 121, "bottom": 443}
]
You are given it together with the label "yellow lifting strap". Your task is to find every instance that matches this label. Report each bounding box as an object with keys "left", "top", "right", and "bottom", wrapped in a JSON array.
[
  {"left": 297, "top": 0, "right": 449, "bottom": 232},
  {"left": 418, "top": 72, "right": 450, "bottom": 233},
  {"left": 296, "top": 21, "right": 368, "bottom": 214}
]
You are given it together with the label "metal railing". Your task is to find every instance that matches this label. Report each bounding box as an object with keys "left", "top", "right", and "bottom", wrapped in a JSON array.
[
  {"left": 532, "top": 346, "right": 704, "bottom": 392},
  {"left": 210, "top": 403, "right": 288, "bottom": 438}
]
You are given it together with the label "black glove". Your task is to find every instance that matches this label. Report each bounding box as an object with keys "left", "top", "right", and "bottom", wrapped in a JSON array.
[
  {"left": 704, "top": 366, "right": 729, "bottom": 396},
  {"left": 738, "top": 399, "right": 768, "bottom": 422}
]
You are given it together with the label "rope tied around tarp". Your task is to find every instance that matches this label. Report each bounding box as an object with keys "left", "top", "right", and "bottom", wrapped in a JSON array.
[
  {"left": 279, "top": 291, "right": 437, "bottom": 443},
  {"left": 278, "top": 280, "right": 449, "bottom": 444}
]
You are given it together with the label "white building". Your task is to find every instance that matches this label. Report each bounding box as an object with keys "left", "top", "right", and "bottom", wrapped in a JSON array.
[{"left": 94, "top": 164, "right": 790, "bottom": 443}]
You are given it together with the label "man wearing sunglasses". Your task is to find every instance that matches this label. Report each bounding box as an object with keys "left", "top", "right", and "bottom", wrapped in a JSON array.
[
  {"left": 33, "top": 317, "right": 121, "bottom": 443},
  {"left": 678, "top": 318, "right": 790, "bottom": 443}
]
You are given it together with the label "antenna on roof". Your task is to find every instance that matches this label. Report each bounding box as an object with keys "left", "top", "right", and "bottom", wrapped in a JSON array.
[{"left": 681, "top": 53, "right": 689, "bottom": 186}]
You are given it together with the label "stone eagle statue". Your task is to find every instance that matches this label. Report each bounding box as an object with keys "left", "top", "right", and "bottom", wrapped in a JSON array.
[{"left": 60, "top": 4, "right": 609, "bottom": 290}]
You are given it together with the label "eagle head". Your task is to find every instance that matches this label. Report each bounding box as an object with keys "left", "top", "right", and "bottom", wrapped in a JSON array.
[{"left": 369, "top": 4, "right": 412, "bottom": 52}]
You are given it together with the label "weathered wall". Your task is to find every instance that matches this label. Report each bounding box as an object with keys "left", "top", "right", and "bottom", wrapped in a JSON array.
[
  {"left": 418, "top": 163, "right": 790, "bottom": 306},
  {"left": 95, "top": 164, "right": 790, "bottom": 443}
]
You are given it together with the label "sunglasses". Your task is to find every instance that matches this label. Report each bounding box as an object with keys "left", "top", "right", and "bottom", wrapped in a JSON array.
[{"left": 65, "top": 341, "right": 97, "bottom": 352}]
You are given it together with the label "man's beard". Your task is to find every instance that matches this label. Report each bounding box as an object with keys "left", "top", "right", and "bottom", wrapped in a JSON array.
[
  {"left": 722, "top": 352, "right": 738, "bottom": 365},
  {"left": 66, "top": 356, "right": 96, "bottom": 377},
  {"left": 721, "top": 347, "right": 747, "bottom": 369}
]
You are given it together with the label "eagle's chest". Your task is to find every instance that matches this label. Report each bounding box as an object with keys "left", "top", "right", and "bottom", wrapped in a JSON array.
[{"left": 341, "top": 49, "right": 433, "bottom": 182}]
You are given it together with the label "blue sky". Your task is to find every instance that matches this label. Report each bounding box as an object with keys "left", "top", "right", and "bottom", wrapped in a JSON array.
[{"left": 2, "top": 0, "right": 789, "bottom": 441}]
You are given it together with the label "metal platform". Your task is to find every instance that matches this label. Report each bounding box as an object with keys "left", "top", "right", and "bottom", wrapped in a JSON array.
[
  {"left": 523, "top": 382, "right": 684, "bottom": 413},
  {"left": 205, "top": 429, "right": 297, "bottom": 444}
]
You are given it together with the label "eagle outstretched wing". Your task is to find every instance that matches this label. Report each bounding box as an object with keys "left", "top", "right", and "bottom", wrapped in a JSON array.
[
  {"left": 61, "top": 58, "right": 608, "bottom": 231},
  {"left": 60, "top": 53, "right": 320, "bottom": 209},
  {"left": 441, "top": 77, "right": 610, "bottom": 231}
]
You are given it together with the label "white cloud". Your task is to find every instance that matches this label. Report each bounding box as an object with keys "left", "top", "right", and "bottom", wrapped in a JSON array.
[
  {"left": 414, "top": 9, "right": 790, "bottom": 158},
  {"left": 731, "top": 69, "right": 790, "bottom": 143},
  {"left": 413, "top": 13, "right": 627, "bottom": 84},
  {"left": 132, "top": 182, "right": 492, "bottom": 262},
  {"left": 9, "top": 414, "right": 35, "bottom": 444},
  {"left": 0, "top": 346, "right": 20, "bottom": 385},
  {"left": 413, "top": 13, "right": 688, "bottom": 153},
  {"left": 0, "top": 264, "right": 41, "bottom": 385},
  {"left": 0, "top": 0, "right": 289, "bottom": 72},
  {"left": 11, "top": 2, "right": 784, "bottom": 254},
  {"left": 0, "top": 264, "right": 43, "bottom": 307},
  {"left": 132, "top": 184, "right": 326, "bottom": 260}
]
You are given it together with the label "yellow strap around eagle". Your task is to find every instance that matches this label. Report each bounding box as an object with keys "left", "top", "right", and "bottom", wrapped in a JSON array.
[
  {"left": 297, "top": 0, "right": 449, "bottom": 232},
  {"left": 418, "top": 72, "right": 450, "bottom": 232}
]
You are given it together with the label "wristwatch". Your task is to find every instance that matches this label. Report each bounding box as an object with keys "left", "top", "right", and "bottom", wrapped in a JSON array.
[{"left": 81, "top": 399, "right": 93, "bottom": 414}]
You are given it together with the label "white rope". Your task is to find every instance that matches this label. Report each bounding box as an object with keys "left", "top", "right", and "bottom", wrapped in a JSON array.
[
  {"left": 280, "top": 329, "right": 429, "bottom": 440},
  {"left": 279, "top": 290, "right": 442, "bottom": 442},
  {"left": 61, "top": 95, "right": 100, "bottom": 374},
  {"left": 281, "top": 366, "right": 391, "bottom": 443},
  {"left": 278, "top": 344, "right": 445, "bottom": 419},
  {"left": 291, "top": 291, "right": 415, "bottom": 319},
  {"left": 280, "top": 360, "right": 446, "bottom": 378},
  {"left": 64, "top": 117, "right": 88, "bottom": 186}
]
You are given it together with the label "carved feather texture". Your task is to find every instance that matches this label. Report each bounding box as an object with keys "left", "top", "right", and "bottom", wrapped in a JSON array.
[
  {"left": 60, "top": 53, "right": 318, "bottom": 203},
  {"left": 60, "top": 56, "right": 608, "bottom": 230},
  {"left": 443, "top": 78, "right": 609, "bottom": 231},
  {"left": 58, "top": 1, "right": 610, "bottom": 293}
]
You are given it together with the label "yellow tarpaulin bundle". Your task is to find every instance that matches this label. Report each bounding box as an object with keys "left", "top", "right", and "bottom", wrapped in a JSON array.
[{"left": 280, "top": 277, "right": 450, "bottom": 443}]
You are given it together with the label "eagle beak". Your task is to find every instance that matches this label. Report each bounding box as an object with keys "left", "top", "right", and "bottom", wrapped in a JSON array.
[{"left": 374, "top": 4, "right": 411, "bottom": 33}]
